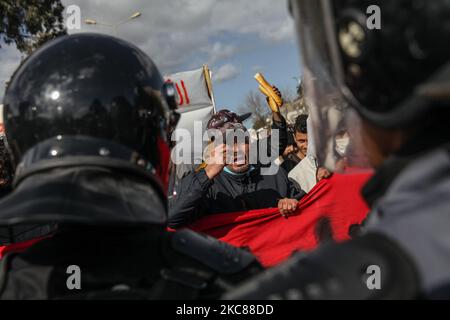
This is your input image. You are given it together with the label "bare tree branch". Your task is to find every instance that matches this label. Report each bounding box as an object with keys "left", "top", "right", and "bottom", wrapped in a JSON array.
[{"left": 238, "top": 90, "right": 271, "bottom": 130}]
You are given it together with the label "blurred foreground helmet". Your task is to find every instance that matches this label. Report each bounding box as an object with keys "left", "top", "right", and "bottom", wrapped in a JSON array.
[
  {"left": 290, "top": 0, "right": 450, "bottom": 169},
  {"left": 3, "top": 33, "right": 179, "bottom": 193}
]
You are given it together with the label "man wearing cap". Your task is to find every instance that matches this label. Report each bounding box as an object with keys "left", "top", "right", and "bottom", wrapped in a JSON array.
[{"left": 168, "top": 90, "right": 305, "bottom": 229}]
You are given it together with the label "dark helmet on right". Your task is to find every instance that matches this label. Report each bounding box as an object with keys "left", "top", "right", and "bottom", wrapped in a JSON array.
[{"left": 289, "top": 0, "right": 450, "bottom": 169}]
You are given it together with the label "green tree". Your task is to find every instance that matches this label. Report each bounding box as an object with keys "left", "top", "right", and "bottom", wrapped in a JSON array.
[{"left": 0, "top": 0, "right": 66, "bottom": 54}]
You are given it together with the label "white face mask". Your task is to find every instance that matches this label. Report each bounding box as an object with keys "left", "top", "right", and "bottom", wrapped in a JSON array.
[{"left": 335, "top": 136, "right": 350, "bottom": 157}]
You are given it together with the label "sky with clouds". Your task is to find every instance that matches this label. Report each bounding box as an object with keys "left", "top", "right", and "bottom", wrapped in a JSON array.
[{"left": 0, "top": 0, "right": 302, "bottom": 112}]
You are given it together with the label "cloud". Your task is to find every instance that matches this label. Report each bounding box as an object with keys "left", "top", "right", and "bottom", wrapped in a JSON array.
[
  {"left": 251, "top": 65, "right": 264, "bottom": 73},
  {"left": 213, "top": 64, "right": 240, "bottom": 83},
  {"left": 262, "top": 20, "right": 295, "bottom": 43},
  {"left": 203, "top": 42, "right": 237, "bottom": 65},
  {"left": 63, "top": 0, "right": 295, "bottom": 73},
  {"left": 0, "top": 0, "right": 295, "bottom": 95}
]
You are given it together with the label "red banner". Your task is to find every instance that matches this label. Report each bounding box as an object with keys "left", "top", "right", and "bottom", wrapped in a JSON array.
[
  {"left": 0, "top": 238, "right": 44, "bottom": 259},
  {"left": 188, "top": 171, "right": 372, "bottom": 267},
  {"left": 0, "top": 172, "right": 371, "bottom": 265}
]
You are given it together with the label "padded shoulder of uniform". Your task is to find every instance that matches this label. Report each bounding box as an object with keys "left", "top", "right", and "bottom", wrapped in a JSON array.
[
  {"left": 170, "top": 229, "right": 259, "bottom": 274},
  {"left": 225, "top": 232, "right": 420, "bottom": 300}
]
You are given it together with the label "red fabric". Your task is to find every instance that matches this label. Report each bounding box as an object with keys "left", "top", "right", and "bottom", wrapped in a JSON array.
[
  {"left": 187, "top": 171, "right": 372, "bottom": 267},
  {"left": 0, "top": 238, "right": 44, "bottom": 259},
  {"left": 0, "top": 172, "right": 371, "bottom": 266}
]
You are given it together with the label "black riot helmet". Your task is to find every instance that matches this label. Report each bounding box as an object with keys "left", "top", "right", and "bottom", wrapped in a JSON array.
[
  {"left": 289, "top": 0, "right": 450, "bottom": 169},
  {"left": 3, "top": 33, "right": 179, "bottom": 195}
]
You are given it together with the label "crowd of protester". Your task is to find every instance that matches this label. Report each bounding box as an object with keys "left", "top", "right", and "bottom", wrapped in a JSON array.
[{"left": 0, "top": 88, "right": 337, "bottom": 230}]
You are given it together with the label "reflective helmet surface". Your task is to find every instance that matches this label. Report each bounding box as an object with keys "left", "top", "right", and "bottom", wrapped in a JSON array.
[
  {"left": 3, "top": 33, "right": 178, "bottom": 191},
  {"left": 290, "top": 0, "right": 450, "bottom": 170}
]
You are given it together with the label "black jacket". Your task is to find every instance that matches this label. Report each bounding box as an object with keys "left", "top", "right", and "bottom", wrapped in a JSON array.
[
  {"left": 0, "top": 166, "right": 167, "bottom": 244},
  {"left": 0, "top": 226, "right": 262, "bottom": 300},
  {"left": 281, "top": 153, "right": 302, "bottom": 174},
  {"left": 169, "top": 115, "right": 289, "bottom": 193},
  {"left": 168, "top": 165, "right": 305, "bottom": 229},
  {"left": 0, "top": 166, "right": 262, "bottom": 299}
]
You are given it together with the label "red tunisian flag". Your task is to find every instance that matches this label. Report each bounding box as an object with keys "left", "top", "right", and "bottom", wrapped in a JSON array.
[
  {"left": 187, "top": 171, "right": 372, "bottom": 267},
  {"left": 0, "top": 172, "right": 371, "bottom": 265}
]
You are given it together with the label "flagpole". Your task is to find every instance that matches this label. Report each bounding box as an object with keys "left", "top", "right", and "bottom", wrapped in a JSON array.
[{"left": 203, "top": 64, "right": 217, "bottom": 114}]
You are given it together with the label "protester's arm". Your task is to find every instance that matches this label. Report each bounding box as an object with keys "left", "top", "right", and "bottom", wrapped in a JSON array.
[
  {"left": 278, "top": 179, "right": 306, "bottom": 217},
  {"left": 271, "top": 111, "right": 288, "bottom": 157},
  {"left": 168, "top": 144, "right": 227, "bottom": 229},
  {"left": 316, "top": 167, "right": 332, "bottom": 182},
  {"left": 168, "top": 169, "right": 213, "bottom": 229},
  {"left": 253, "top": 86, "right": 288, "bottom": 166},
  {"left": 267, "top": 85, "right": 288, "bottom": 157},
  {"left": 254, "top": 113, "right": 288, "bottom": 168},
  {"left": 277, "top": 168, "right": 306, "bottom": 217}
]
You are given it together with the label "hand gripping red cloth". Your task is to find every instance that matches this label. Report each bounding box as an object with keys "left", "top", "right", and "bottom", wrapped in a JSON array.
[
  {"left": 186, "top": 171, "right": 372, "bottom": 267},
  {"left": 0, "top": 172, "right": 371, "bottom": 265}
]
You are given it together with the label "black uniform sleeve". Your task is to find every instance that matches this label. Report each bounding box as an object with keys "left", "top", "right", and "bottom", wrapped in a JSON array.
[
  {"left": 254, "top": 115, "right": 288, "bottom": 167},
  {"left": 223, "top": 232, "right": 420, "bottom": 300},
  {"left": 168, "top": 169, "right": 213, "bottom": 229},
  {"left": 271, "top": 115, "right": 288, "bottom": 157},
  {"left": 162, "top": 230, "right": 264, "bottom": 300}
]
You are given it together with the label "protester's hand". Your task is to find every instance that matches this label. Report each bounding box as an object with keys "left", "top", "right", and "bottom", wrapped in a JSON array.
[
  {"left": 204, "top": 144, "right": 228, "bottom": 180},
  {"left": 316, "top": 167, "right": 331, "bottom": 182},
  {"left": 278, "top": 198, "right": 299, "bottom": 218},
  {"left": 266, "top": 86, "right": 283, "bottom": 107},
  {"left": 335, "top": 158, "right": 348, "bottom": 173},
  {"left": 282, "top": 145, "right": 296, "bottom": 158},
  {"left": 269, "top": 85, "right": 282, "bottom": 102},
  {"left": 266, "top": 85, "right": 283, "bottom": 114}
]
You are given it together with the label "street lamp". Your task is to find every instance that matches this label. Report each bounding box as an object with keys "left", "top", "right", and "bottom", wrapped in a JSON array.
[
  {"left": 84, "top": 11, "right": 142, "bottom": 36},
  {"left": 84, "top": 19, "right": 97, "bottom": 25},
  {"left": 129, "top": 12, "right": 142, "bottom": 19}
]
